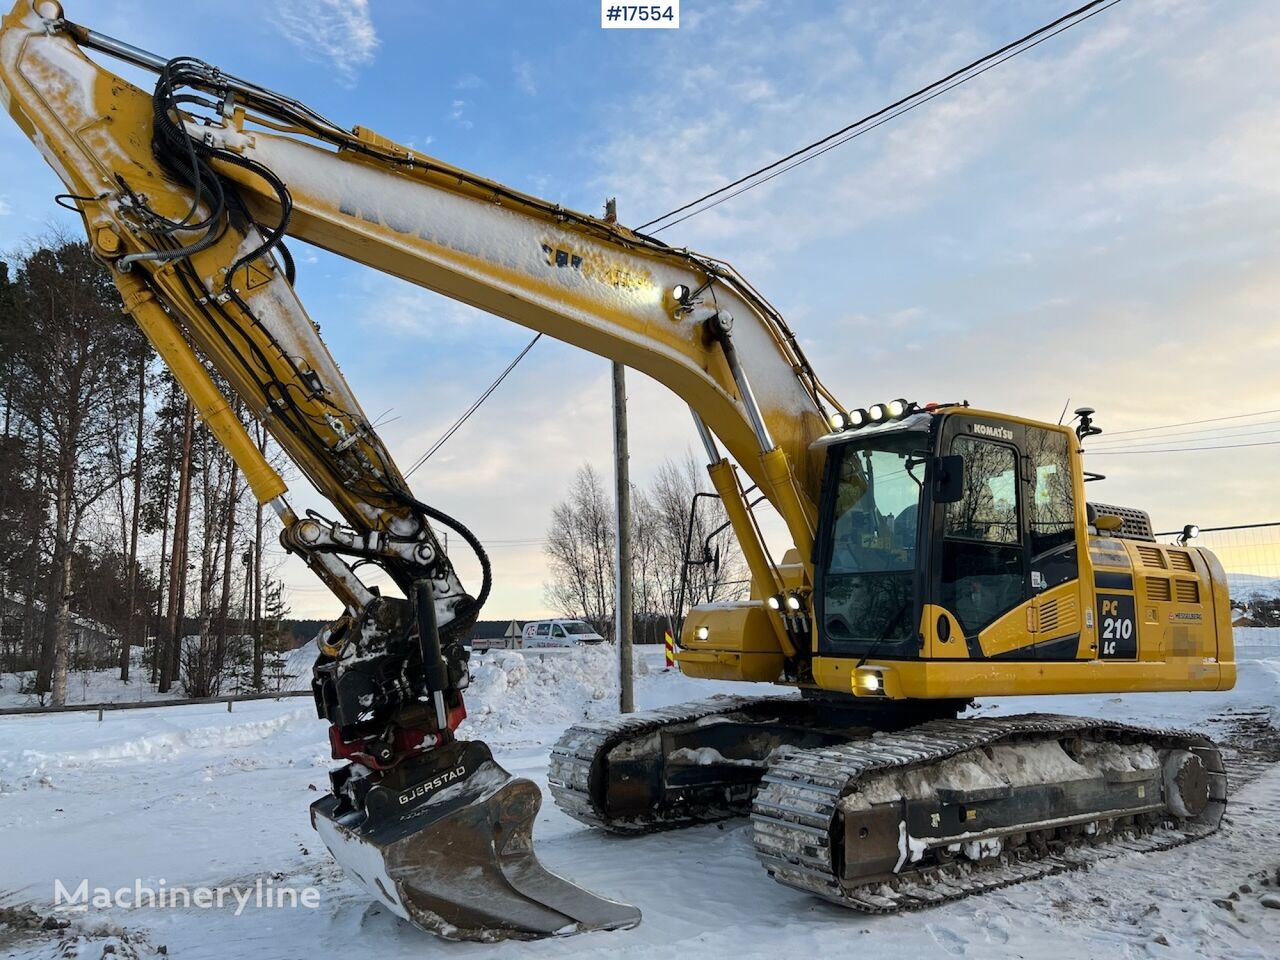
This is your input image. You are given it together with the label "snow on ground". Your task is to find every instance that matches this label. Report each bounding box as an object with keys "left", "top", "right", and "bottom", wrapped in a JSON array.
[
  {"left": 0, "top": 637, "right": 307, "bottom": 709},
  {"left": 0, "top": 639, "right": 1278, "bottom": 960},
  {"left": 0, "top": 666, "right": 180, "bottom": 709}
]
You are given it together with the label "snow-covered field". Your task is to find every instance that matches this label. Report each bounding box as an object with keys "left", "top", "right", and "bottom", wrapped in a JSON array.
[{"left": 1, "top": 638, "right": 1278, "bottom": 960}]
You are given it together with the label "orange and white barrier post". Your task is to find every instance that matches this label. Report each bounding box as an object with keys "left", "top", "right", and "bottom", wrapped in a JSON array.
[{"left": 664, "top": 629, "right": 675, "bottom": 669}]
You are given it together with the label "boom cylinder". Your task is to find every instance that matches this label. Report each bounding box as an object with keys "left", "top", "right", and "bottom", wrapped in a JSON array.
[{"left": 115, "top": 271, "right": 287, "bottom": 505}]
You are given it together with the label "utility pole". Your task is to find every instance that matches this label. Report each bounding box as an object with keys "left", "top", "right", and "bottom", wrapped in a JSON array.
[
  {"left": 612, "top": 362, "right": 634, "bottom": 714},
  {"left": 606, "top": 197, "right": 634, "bottom": 714}
]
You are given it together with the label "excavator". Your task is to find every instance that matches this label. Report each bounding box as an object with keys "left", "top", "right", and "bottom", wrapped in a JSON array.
[{"left": 0, "top": 0, "right": 1236, "bottom": 942}]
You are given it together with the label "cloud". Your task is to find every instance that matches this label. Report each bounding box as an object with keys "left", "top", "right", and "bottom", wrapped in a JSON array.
[
  {"left": 353, "top": 276, "right": 501, "bottom": 341},
  {"left": 513, "top": 59, "right": 537, "bottom": 96},
  {"left": 274, "top": 2, "right": 1280, "bottom": 616},
  {"left": 450, "top": 99, "right": 474, "bottom": 130},
  {"left": 455, "top": 73, "right": 484, "bottom": 91},
  {"left": 270, "top": 0, "right": 378, "bottom": 83},
  {"left": 0, "top": 197, "right": 11, "bottom": 216}
]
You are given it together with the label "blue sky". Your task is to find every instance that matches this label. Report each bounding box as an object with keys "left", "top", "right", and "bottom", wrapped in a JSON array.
[{"left": 2, "top": 1, "right": 1276, "bottom": 618}]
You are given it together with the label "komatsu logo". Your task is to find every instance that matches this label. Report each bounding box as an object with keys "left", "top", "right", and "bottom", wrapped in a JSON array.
[
  {"left": 398, "top": 765, "right": 467, "bottom": 806},
  {"left": 970, "top": 423, "right": 1014, "bottom": 441}
]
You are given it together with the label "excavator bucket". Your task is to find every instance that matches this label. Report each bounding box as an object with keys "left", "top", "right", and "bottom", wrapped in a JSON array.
[{"left": 311, "top": 739, "right": 641, "bottom": 941}]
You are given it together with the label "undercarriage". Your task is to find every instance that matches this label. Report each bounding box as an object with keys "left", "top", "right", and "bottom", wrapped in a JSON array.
[{"left": 550, "top": 698, "right": 1225, "bottom": 912}]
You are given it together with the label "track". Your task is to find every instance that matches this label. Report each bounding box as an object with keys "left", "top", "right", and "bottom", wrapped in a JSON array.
[
  {"left": 751, "top": 714, "right": 1225, "bottom": 913},
  {"left": 552, "top": 703, "right": 1234, "bottom": 916},
  {"left": 549, "top": 694, "right": 804, "bottom": 832}
]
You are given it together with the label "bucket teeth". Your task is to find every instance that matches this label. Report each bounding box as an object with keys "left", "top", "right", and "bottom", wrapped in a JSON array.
[{"left": 312, "top": 739, "right": 641, "bottom": 941}]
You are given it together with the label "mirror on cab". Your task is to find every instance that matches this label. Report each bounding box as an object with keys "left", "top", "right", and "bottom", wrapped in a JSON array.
[{"left": 932, "top": 454, "right": 965, "bottom": 504}]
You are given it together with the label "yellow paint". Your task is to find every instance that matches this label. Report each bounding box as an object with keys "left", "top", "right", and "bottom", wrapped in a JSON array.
[
  {"left": 115, "top": 273, "right": 287, "bottom": 505},
  {"left": 813, "top": 655, "right": 1233, "bottom": 699},
  {"left": 677, "top": 602, "right": 786, "bottom": 682}
]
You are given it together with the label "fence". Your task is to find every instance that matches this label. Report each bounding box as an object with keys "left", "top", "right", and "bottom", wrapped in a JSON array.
[
  {"left": 1156, "top": 522, "right": 1280, "bottom": 583},
  {"left": 0, "top": 634, "right": 318, "bottom": 714}
]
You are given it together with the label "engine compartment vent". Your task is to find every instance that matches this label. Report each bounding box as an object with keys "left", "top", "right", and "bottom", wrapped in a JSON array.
[
  {"left": 1136, "top": 545, "right": 1166, "bottom": 569},
  {"left": 1088, "top": 502, "right": 1156, "bottom": 542}
]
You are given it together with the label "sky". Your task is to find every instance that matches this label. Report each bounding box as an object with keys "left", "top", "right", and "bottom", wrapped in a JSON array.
[{"left": 0, "top": 0, "right": 1276, "bottom": 620}]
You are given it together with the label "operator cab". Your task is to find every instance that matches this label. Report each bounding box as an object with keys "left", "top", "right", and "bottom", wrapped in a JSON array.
[{"left": 814, "top": 404, "right": 1080, "bottom": 661}]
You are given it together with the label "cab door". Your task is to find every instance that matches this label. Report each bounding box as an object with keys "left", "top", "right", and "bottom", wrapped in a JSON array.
[
  {"left": 1021, "top": 425, "right": 1085, "bottom": 659},
  {"left": 932, "top": 418, "right": 1030, "bottom": 658}
]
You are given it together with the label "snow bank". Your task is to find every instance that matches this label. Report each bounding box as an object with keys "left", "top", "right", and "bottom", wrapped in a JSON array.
[{"left": 461, "top": 645, "right": 649, "bottom": 737}]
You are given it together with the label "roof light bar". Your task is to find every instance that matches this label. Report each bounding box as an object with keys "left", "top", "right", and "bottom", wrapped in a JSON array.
[{"left": 828, "top": 399, "right": 920, "bottom": 433}]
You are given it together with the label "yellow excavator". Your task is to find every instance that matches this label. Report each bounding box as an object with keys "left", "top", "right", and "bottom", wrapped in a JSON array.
[{"left": 0, "top": 0, "right": 1235, "bottom": 941}]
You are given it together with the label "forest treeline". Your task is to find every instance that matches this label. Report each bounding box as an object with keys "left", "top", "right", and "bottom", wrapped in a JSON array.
[{"left": 0, "top": 238, "right": 295, "bottom": 705}]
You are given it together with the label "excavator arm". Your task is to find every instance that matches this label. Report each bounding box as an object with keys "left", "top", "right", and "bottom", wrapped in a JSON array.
[{"left": 0, "top": 0, "right": 842, "bottom": 940}]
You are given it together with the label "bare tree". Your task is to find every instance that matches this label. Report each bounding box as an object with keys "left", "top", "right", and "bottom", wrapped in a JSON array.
[
  {"left": 159, "top": 400, "right": 194, "bottom": 694},
  {"left": 543, "top": 464, "right": 615, "bottom": 637},
  {"left": 117, "top": 351, "right": 151, "bottom": 680},
  {"left": 543, "top": 456, "right": 748, "bottom": 643},
  {"left": 182, "top": 413, "right": 250, "bottom": 698},
  {"left": 639, "top": 455, "right": 748, "bottom": 636}
]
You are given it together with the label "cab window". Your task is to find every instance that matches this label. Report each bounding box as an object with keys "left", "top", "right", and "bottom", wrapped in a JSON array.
[
  {"left": 552, "top": 624, "right": 566, "bottom": 638},
  {"left": 1025, "top": 427, "right": 1078, "bottom": 590},
  {"left": 945, "top": 437, "right": 1019, "bottom": 543},
  {"left": 941, "top": 436, "right": 1023, "bottom": 635}
]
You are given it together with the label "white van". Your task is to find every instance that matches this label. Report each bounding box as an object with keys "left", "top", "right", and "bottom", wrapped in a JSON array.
[{"left": 521, "top": 619, "right": 605, "bottom": 648}]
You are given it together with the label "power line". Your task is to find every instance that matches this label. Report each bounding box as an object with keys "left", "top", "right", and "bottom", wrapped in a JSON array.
[
  {"left": 1089, "top": 423, "right": 1280, "bottom": 448},
  {"left": 404, "top": 333, "right": 542, "bottom": 478},
  {"left": 1100, "top": 408, "right": 1280, "bottom": 438},
  {"left": 393, "top": 3, "right": 1124, "bottom": 472},
  {"left": 638, "top": 0, "right": 1123, "bottom": 234},
  {"left": 387, "top": 3, "right": 1125, "bottom": 476},
  {"left": 1086, "top": 440, "right": 1280, "bottom": 455},
  {"left": 1154, "top": 521, "right": 1280, "bottom": 536}
]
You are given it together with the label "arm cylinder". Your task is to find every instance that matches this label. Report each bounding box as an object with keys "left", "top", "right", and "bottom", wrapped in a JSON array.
[{"left": 415, "top": 579, "right": 450, "bottom": 729}]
